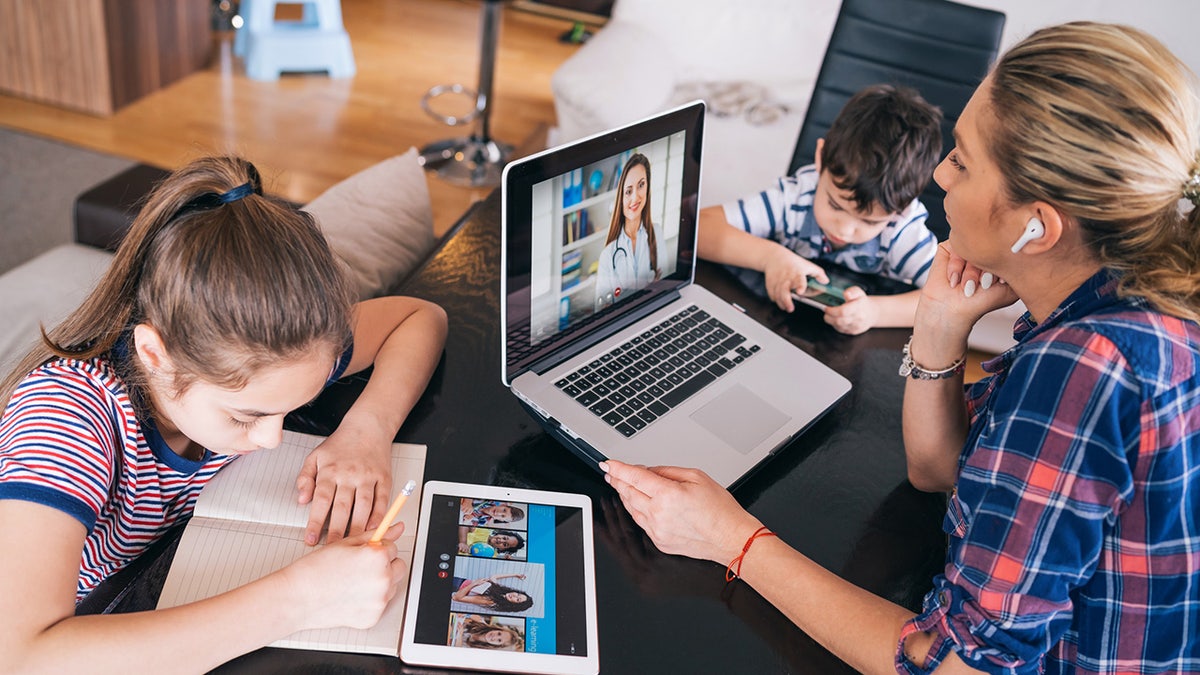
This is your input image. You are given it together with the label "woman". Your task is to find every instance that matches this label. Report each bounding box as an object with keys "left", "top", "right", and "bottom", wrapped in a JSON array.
[
  {"left": 601, "top": 23, "right": 1200, "bottom": 674},
  {"left": 451, "top": 574, "right": 535, "bottom": 613},
  {"left": 594, "top": 153, "right": 663, "bottom": 305}
]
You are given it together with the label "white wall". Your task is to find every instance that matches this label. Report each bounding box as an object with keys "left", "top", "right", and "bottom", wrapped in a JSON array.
[{"left": 963, "top": 0, "right": 1199, "bottom": 76}]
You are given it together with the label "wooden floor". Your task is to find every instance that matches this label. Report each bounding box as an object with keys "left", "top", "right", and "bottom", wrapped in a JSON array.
[{"left": 0, "top": 0, "right": 581, "bottom": 237}]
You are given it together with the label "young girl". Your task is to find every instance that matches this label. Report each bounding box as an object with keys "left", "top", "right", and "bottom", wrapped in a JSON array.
[
  {"left": 458, "top": 614, "right": 526, "bottom": 651},
  {"left": 0, "top": 156, "right": 447, "bottom": 672},
  {"left": 459, "top": 497, "right": 525, "bottom": 526}
]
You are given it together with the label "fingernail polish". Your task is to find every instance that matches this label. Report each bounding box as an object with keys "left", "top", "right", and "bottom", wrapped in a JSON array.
[
  {"left": 949, "top": 272, "right": 960, "bottom": 288},
  {"left": 964, "top": 280, "right": 977, "bottom": 298},
  {"left": 981, "top": 272, "right": 994, "bottom": 289}
]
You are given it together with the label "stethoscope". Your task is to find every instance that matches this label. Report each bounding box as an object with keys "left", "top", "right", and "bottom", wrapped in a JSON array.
[{"left": 611, "top": 241, "right": 630, "bottom": 270}]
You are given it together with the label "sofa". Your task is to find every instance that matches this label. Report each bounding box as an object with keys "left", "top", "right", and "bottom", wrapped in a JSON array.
[
  {"left": 551, "top": 0, "right": 840, "bottom": 209},
  {"left": 0, "top": 151, "right": 439, "bottom": 377}
]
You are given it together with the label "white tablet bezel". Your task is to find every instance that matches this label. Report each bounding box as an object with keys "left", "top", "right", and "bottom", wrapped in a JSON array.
[{"left": 400, "top": 480, "right": 599, "bottom": 675}]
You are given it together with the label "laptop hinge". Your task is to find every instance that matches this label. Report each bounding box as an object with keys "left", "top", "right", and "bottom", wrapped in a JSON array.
[{"left": 529, "top": 290, "right": 681, "bottom": 375}]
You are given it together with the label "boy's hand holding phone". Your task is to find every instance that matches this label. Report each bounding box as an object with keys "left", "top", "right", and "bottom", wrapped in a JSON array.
[
  {"left": 762, "top": 245, "right": 828, "bottom": 312},
  {"left": 822, "top": 286, "right": 877, "bottom": 335}
]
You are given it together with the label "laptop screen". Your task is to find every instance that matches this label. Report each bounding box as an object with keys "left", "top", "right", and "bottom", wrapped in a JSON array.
[{"left": 502, "top": 102, "right": 704, "bottom": 384}]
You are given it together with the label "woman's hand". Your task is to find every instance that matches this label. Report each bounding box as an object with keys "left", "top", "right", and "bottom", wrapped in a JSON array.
[
  {"left": 822, "top": 287, "right": 875, "bottom": 335},
  {"left": 282, "top": 523, "right": 406, "bottom": 631},
  {"left": 601, "top": 460, "right": 762, "bottom": 566},
  {"left": 296, "top": 424, "right": 393, "bottom": 545},
  {"left": 762, "top": 245, "right": 830, "bottom": 313},
  {"left": 913, "top": 243, "right": 1018, "bottom": 360}
]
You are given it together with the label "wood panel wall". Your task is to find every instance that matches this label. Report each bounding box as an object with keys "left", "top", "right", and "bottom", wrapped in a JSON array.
[{"left": 0, "top": 0, "right": 212, "bottom": 116}]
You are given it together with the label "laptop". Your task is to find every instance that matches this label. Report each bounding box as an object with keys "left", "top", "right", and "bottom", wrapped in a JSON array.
[{"left": 500, "top": 101, "right": 851, "bottom": 488}]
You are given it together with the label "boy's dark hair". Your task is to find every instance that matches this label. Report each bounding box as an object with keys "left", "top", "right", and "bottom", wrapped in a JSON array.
[{"left": 820, "top": 84, "right": 943, "bottom": 214}]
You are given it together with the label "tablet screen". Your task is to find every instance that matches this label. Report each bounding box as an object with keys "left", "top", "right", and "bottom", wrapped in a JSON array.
[{"left": 403, "top": 483, "right": 596, "bottom": 673}]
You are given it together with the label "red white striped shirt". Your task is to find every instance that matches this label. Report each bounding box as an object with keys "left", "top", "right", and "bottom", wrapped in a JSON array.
[{"left": 0, "top": 356, "right": 237, "bottom": 602}]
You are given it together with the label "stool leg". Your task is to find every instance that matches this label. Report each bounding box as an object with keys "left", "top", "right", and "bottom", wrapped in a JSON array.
[{"left": 418, "top": 0, "right": 512, "bottom": 188}]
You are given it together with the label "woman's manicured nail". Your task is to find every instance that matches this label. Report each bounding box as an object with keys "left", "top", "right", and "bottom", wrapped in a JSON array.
[
  {"left": 964, "top": 280, "right": 977, "bottom": 298},
  {"left": 981, "top": 272, "right": 994, "bottom": 289},
  {"left": 949, "top": 272, "right": 961, "bottom": 288}
]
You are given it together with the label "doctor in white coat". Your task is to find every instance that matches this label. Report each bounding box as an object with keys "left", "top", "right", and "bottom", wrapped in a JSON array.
[{"left": 595, "top": 153, "right": 663, "bottom": 306}]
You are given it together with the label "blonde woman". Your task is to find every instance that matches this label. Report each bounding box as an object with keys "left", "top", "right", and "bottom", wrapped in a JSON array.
[{"left": 602, "top": 23, "right": 1200, "bottom": 674}]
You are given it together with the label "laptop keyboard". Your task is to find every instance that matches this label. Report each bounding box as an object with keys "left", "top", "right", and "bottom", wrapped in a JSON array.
[{"left": 553, "top": 305, "right": 760, "bottom": 438}]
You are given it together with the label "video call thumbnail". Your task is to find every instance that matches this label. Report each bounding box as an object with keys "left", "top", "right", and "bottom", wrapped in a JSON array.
[
  {"left": 526, "top": 132, "right": 686, "bottom": 348},
  {"left": 413, "top": 493, "right": 589, "bottom": 657}
]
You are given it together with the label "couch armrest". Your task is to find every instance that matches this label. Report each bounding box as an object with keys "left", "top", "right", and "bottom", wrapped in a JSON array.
[
  {"left": 74, "top": 164, "right": 172, "bottom": 251},
  {"left": 551, "top": 20, "right": 678, "bottom": 141}
]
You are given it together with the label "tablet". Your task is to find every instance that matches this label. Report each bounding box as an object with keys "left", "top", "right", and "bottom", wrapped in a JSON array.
[{"left": 400, "top": 481, "right": 599, "bottom": 675}]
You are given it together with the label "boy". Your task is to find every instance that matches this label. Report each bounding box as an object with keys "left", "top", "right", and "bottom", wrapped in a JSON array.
[{"left": 697, "top": 84, "right": 943, "bottom": 335}]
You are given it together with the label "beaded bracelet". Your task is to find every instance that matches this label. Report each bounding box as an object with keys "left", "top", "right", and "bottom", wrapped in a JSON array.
[{"left": 725, "top": 526, "right": 777, "bottom": 582}]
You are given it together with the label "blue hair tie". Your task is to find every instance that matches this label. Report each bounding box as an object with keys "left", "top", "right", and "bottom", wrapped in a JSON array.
[{"left": 218, "top": 182, "right": 256, "bottom": 204}]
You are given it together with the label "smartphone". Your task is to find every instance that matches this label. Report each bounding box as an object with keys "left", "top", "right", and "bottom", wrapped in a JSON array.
[
  {"left": 793, "top": 277, "right": 846, "bottom": 308},
  {"left": 789, "top": 263, "right": 918, "bottom": 310}
]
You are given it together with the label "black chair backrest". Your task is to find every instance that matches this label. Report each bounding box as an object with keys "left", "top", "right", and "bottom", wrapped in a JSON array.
[{"left": 788, "top": 0, "right": 1005, "bottom": 241}]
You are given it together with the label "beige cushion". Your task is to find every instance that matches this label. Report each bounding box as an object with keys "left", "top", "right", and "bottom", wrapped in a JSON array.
[
  {"left": 303, "top": 148, "right": 436, "bottom": 299},
  {"left": 0, "top": 244, "right": 115, "bottom": 376}
]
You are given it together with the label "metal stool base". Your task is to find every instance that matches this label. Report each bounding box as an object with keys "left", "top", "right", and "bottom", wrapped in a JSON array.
[{"left": 418, "top": 136, "right": 512, "bottom": 188}]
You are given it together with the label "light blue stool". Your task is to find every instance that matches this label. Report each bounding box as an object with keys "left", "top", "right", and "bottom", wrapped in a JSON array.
[{"left": 236, "top": 0, "right": 356, "bottom": 81}]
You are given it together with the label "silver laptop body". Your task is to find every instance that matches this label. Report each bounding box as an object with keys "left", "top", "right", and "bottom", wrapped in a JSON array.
[{"left": 500, "top": 102, "right": 850, "bottom": 488}]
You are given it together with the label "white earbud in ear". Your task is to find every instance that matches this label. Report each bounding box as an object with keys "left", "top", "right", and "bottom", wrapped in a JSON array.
[{"left": 1011, "top": 217, "right": 1045, "bottom": 253}]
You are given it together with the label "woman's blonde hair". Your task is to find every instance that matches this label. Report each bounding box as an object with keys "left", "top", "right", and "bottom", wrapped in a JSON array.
[
  {"left": 988, "top": 22, "right": 1200, "bottom": 320},
  {"left": 1, "top": 155, "right": 354, "bottom": 407}
]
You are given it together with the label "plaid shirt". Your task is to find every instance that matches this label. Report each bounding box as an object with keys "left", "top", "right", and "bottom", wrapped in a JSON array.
[{"left": 896, "top": 271, "right": 1200, "bottom": 674}]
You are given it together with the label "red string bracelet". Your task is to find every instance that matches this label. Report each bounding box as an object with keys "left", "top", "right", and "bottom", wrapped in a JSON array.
[{"left": 725, "top": 526, "right": 776, "bottom": 582}]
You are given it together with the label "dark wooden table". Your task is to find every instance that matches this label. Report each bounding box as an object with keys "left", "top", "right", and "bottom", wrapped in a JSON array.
[{"left": 90, "top": 189, "right": 948, "bottom": 673}]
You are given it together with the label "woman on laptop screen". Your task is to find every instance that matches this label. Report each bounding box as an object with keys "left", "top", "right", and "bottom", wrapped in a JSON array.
[{"left": 595, "top": 153, "right": 665, "bottom": 306}]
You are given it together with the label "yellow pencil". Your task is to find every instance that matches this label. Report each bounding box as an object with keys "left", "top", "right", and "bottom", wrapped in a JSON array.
[{"left": 369, "top": 479, "right": 417, "bottom": 543}]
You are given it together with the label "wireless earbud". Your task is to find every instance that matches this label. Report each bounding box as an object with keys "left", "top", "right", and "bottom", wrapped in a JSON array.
[{"left": 1011, "top": 217, "right": 1045, "bottom": 253}]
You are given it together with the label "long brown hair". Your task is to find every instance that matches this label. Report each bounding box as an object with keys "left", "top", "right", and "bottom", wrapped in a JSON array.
[
  {"left": 604, "top": 153, "right": 658, "bottom": 274},
  {"left": 988, "top": 22, "right": 1200, "bottom": 320},
  {"left": 1, "top": 155, "right": 354, "bottom": 407}
]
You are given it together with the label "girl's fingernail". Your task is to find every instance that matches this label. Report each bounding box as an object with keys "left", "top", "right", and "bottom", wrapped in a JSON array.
[
  {"left": 964, "top": 280, "right": 977, "bottom": 298},
  {"left": 949, "top": 272, "right": 961, "bottom": 288},
  {"left": 981, "top": 272, "right": 994, "bottom": 289}
]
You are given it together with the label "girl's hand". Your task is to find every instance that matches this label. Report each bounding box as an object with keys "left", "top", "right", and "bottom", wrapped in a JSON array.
[
  {"left": 283, "top": 523, "right": 407, "bottom": 631},
  {"left": 821, "top": 287, "right": 875, "bottom": 335},
  {"left": 600, "top": 460, "right": 762, "bottom": 567},
  {"left": 296, "top": 425, "right": 393, "bottom": 545},
  {"left": 762, "top": 246, "right": 829, "bottom": 313}
]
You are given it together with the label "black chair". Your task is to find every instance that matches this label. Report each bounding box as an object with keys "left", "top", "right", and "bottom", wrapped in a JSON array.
[{"left": 787, "top": 0, "right": 1006, "bottom": 241}]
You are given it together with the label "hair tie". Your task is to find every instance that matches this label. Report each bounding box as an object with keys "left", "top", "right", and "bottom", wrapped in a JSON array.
[
  {"left": 218, "top": 182, "right": 256, "bottom": 204},
  {"left": 1184, "top": 151, "right": 1200, "bottom": 207}
]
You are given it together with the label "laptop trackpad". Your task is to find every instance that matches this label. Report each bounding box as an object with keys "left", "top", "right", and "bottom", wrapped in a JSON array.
[{"left": 691, "top": 384, "right": 789, "bottom": 454}]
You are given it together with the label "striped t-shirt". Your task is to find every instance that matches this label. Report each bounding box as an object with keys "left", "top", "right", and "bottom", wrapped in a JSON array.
[
  {"left": 0, "top": 356, "right": 238, "bottom": 602},
  {"left": 0, "top": 345, "right": 351, "bottom": 604},
  {"left": 721, "top": 164, "right": 937, "bottom": 286}
]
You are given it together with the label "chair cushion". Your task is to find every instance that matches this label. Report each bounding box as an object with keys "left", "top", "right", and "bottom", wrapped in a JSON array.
[{"left": 302, "top": 148, "right": 437, "bottom": 299}]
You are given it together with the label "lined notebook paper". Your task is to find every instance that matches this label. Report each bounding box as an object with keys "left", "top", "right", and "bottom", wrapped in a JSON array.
[{"left": 156, "top": 430, "right": 426, "bottom": 656}]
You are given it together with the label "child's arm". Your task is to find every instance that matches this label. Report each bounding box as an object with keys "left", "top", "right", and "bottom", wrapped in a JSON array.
[
  {"left": 298, "top": 296, "right": 448, "bottom": 545},
  {"left": 822, "top": 288, "right": 923, "bottom": 335},
  {"left": 697, "top": 206, "right": 828, "bottom": 312},
  {"left": 0, "top": 500, "right": 405, "bottom": 674}
]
